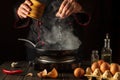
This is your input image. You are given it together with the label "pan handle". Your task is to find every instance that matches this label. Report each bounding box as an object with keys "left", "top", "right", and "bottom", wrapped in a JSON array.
[{"left": 18, "top": 38, "right": 36, "bottom": 48}]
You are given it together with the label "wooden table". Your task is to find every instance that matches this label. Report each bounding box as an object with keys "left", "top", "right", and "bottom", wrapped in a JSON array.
[{"left": 0, "top": 61, "right": 88, "bottom": 80}]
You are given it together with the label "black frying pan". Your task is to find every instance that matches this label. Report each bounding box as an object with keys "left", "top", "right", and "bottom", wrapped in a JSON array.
[{"left": 18, "top": 38, "right": 77, "bottom": 56}]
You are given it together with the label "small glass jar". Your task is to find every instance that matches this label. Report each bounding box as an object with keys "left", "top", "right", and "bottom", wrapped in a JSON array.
[{"left": 91, "top": 50, "right": 99, "bottom": 64}]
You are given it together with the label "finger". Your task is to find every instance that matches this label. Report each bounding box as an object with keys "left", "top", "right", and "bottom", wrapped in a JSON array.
[
  {"left": 21, "top": 12, "right": 28, "bottom": 18},
  {"left": 60, "top": 1, "right": 71, "bottom": 18},
  {"left": 69, "top": 0, "right": 74, "bottom": 3},
  {"left": 17, "top": 4, "right": 30, "bottom": 18},
  {"left": 65, "top": 5, "right": 74, "bottom": 16},
  {"left": 24, "top": 0, "right": 33, "bottom": 6},
  {"left": 65, "top": 1, "right": 75, "bottom": 14},
  {"left": 55, "top": 12, "right": 60, "bottom": 18},
  {"left": 21, "top": 3, "right": 31, "bottom": 12},
  {"left": 20, "top": 7, "right": 30, "bottom": 15},
  {"left": 58, "top": 0, "right": 68, "bottom": 14},
  {"left": 18, "top": 9, "right": 28, "bottom": 18}
]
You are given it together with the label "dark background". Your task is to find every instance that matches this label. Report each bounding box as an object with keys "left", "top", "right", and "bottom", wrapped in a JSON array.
[{"left": 0, "top": 0, "right": 119, "bottom": 64}]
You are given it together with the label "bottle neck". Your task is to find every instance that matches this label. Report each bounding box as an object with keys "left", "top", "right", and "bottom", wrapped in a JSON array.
[{"left": 104, "top": 39, "right": 110, "bottom": 49}]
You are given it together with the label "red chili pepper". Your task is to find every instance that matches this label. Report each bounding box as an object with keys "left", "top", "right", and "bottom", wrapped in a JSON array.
[{"left": 2, "top": 69, "right": 23, "bottom": 75}]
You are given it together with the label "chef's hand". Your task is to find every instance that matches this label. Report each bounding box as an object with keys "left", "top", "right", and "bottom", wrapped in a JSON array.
[
  {"left": 17, "top": 0, "right": 32, "bottom": 19},
  {"left": 56, "top": 0, "right": 83, "bottom": 19}
]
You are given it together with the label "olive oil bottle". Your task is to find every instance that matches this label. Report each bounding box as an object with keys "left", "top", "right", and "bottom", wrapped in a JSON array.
[{"left": 101, "top": 33, "right": 112, "bottom": 63}]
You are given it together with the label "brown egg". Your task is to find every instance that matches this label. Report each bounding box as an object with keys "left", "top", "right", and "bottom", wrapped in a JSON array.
[
  {"left": 74, "top": 67, "right": 85, "bottom": 78},
  {"left": 91, "top": 62, "right": 100, "bottom": 72},
  {"left": 110, "top": 63, "right": 120, "bottom": 75},
  {"left": 100, "top": 62, "right": 110, "bottom": 73},
  {"left": 97, "top": 60, "right": 104, "bottom": 66}
]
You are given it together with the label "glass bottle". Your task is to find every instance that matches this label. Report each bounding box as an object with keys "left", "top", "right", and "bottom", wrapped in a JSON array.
[
  {"left": 91, "top": 50, "right": 99, "bottom": 64},
  {"left": 101, "top": 33, "right": 112, "bottom": 63}
]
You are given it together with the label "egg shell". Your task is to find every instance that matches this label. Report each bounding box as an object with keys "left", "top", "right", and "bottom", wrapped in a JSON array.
[
  {"left": 102, "top": 70, "right": 113, "bottom": 79},
  {"left": 113, "top": 72, "right": 120, "bottom": 80},
  {"left": 92, "top": 68, "right": 102, "bottom": 76},
  {"left": 47, "top": 68, "right": 58, "bottom": 78},
  {"left": 86, "top": 67, "right": 93, "bottom": 75}
]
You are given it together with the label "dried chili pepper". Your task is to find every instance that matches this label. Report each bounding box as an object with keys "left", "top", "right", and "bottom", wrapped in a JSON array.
[{"left": 2, "top": 68, "right": 23, "bottom": 75}]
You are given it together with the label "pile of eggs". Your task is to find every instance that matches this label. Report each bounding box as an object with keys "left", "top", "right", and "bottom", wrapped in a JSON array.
[{"left": 85, "top": 60, "right": 120, "bottom": 80}]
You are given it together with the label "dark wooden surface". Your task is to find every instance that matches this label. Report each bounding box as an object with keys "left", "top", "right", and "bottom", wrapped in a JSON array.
[{"left": 0, "top": 61, "right": 88, "bottom": 80}]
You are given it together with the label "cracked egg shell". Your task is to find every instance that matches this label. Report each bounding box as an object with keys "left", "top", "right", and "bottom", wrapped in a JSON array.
[
  {"left": 92, "top": 68, "right": 102, "bottom": 77},
  {"left": 47, "top": 68, "right": 58, "bottom": 78},
  {"left": 113, "top": 72, "right": 120, "bottom": 80},
  {"left": 102, "top": 70, "right": 112, "bottom": 79}
]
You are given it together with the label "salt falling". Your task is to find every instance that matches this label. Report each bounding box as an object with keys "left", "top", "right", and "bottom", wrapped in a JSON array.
[{"left": 38, "top": 0, "right": 81, "bottom": 50}]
